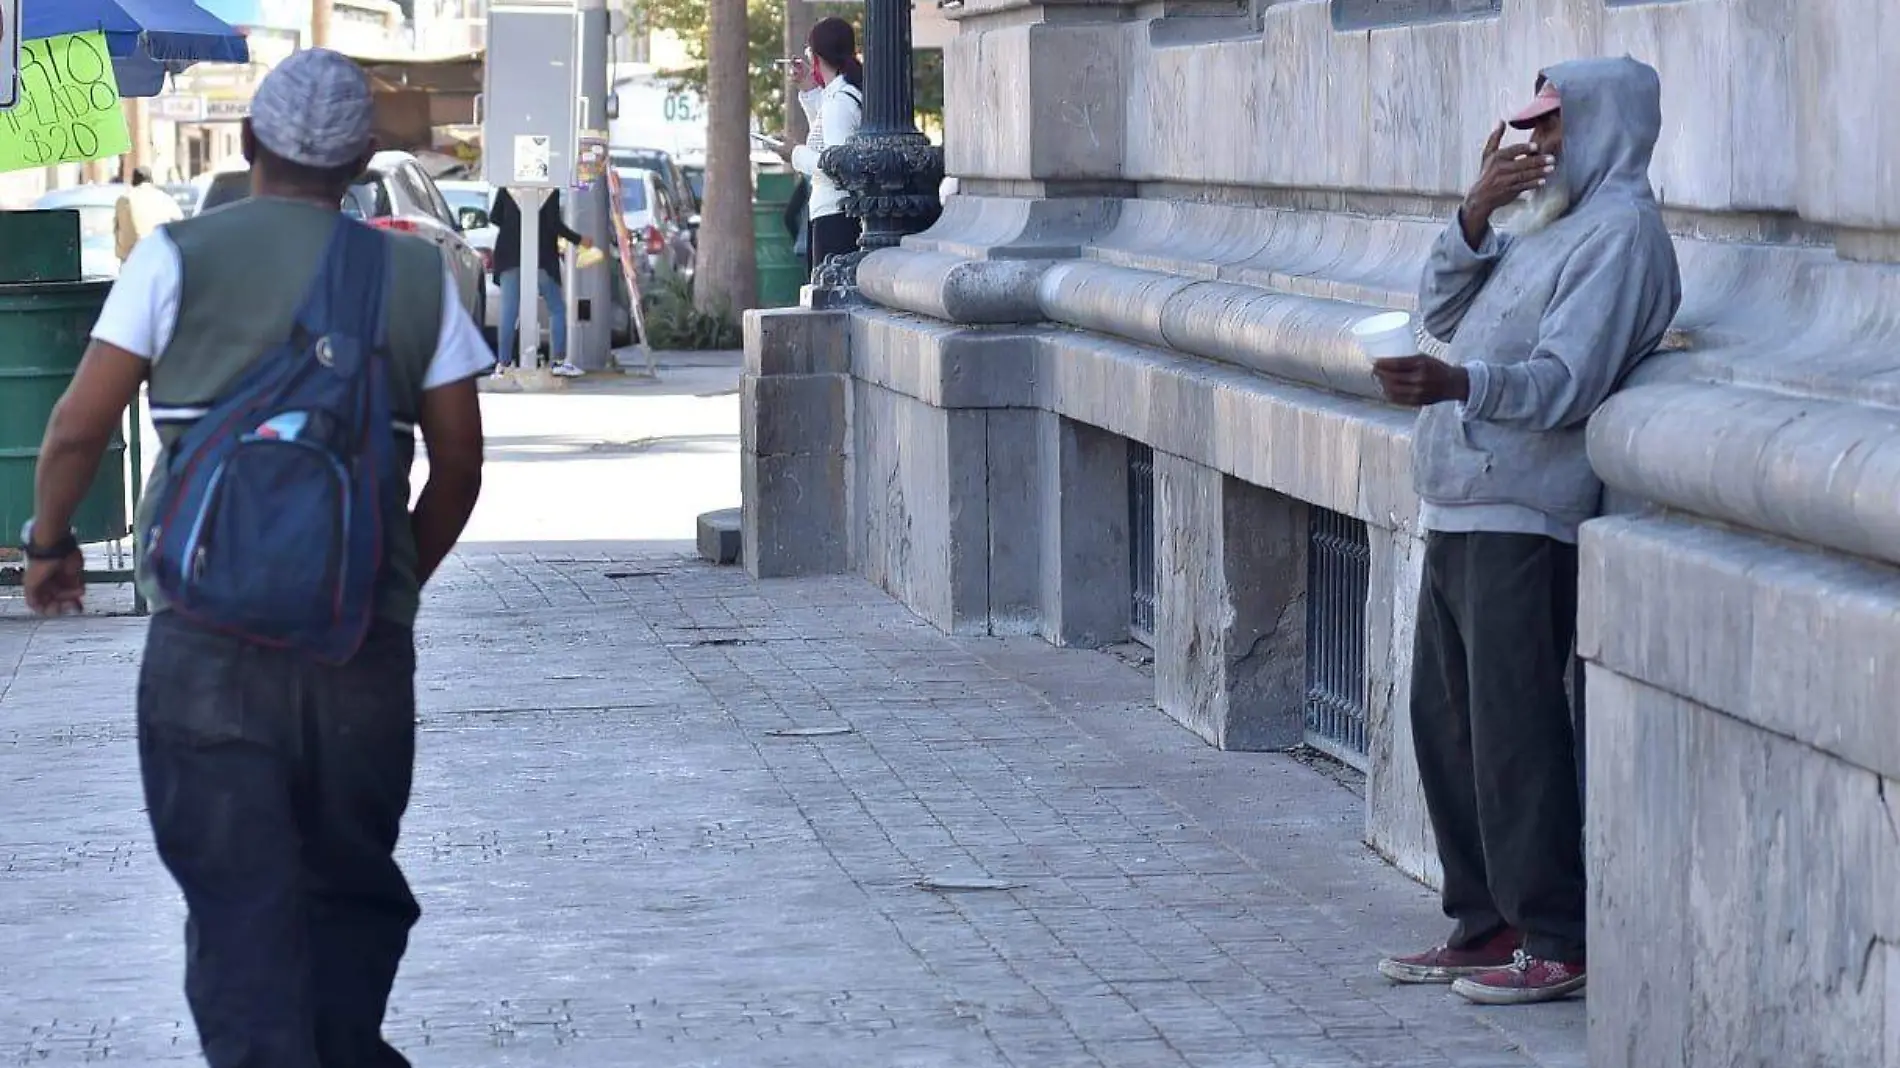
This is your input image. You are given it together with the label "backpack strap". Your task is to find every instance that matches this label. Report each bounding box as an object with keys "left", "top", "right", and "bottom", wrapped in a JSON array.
[{"left": 291, "top": 215, "right": 392, "bottom": 359}]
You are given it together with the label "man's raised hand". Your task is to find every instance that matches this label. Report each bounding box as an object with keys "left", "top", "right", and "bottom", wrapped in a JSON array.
[{"left": 1462, "top": 122, "right": 1554, "bottom": 237}]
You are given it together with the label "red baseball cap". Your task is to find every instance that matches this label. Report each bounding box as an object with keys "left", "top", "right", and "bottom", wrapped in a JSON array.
[{"left": 1508, "top": 79, "right": 1561, "bottom": 129}]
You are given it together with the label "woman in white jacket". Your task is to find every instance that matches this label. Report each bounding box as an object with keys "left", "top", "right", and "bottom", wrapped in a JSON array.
[{"left": 776, "top": 18, "right": 864, "bottom": 275}]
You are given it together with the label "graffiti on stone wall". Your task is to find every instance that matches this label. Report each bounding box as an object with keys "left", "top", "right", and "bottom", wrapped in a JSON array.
[{"left": 1330, "top": 0, "right": 1500, "bottom": 30}]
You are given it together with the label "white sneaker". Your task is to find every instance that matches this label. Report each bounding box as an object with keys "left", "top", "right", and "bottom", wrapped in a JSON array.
[
  {"left": 550, "top": 362, "right": 584, "bottom": 378},
  {"left": 490, "top": 362, "right": 510, "bottom": 378}
]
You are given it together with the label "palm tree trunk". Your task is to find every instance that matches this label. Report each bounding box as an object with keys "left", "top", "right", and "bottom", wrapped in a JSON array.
[
  {"left": 694, "top": 0, "right": 760, "bottom": 314},
  {"left": 782, "top": 0, "right": 818, "bottom": 145}
]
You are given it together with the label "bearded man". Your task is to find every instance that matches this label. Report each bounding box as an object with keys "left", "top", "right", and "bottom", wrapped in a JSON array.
[{"left": 1370, "top": 56, "right": 1682, "bottom": 1005}]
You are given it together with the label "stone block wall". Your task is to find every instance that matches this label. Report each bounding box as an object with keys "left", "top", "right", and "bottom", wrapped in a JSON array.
[
  {"left": 944, "top": 0, "right": 1898, "bottom": 238},
  {"left": 1152, "top": 459, "right": 1308, "bottom": 752},
  {"left": 1580, "top": 517, "right": 1900, "bottom": 1067}
]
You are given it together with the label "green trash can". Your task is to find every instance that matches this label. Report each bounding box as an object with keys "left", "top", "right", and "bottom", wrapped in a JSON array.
[
  {"left": 0, "top": 277, "right": 128, "bottom": 547},
  {"left": 753, "top": 171, "right": 803, "bottom": 309}
]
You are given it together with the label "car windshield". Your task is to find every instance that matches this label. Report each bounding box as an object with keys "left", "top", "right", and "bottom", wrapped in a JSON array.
[
  {"left": 195, "top": 170, "right": 381, "bottom": 218},
  {"left": 616, "top": 173, "right": 647, "bottom": 213},
  {"left": 612, "top": 149, "right": 665, "bottom": 172},
  {"left": 440, "top": 186, "right": 490, "bottom": 216}
]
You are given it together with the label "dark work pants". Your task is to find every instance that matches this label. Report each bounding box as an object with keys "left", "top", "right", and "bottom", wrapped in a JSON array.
[
  {"left": 1411, "top": 532, "right": 1587, "bottom": 964},
  {"left": 137, "top": 612, "right": 421, "bottom": 1068},
  {"left": 807, "top": 213, "right": 861, "bottom": 279}
]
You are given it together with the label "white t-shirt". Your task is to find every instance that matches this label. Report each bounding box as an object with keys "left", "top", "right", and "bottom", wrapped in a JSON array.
[{"left": 92, "top": 230, "right": 495, "bottom": 390}]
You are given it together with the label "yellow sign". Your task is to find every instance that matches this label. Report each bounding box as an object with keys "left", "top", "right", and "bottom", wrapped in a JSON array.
[{"left": 0, "top": 31, "right": 131, "bottom": 173}]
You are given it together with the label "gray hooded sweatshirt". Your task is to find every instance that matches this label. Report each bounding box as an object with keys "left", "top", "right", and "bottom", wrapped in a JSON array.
[{"left": 1414, "top": 55, "right": 1682, "bottom": 541}]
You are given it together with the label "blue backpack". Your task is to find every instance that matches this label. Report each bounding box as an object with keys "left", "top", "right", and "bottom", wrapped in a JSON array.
[{"left": 145, "top": 216, "right": 400, "bottom": 664}]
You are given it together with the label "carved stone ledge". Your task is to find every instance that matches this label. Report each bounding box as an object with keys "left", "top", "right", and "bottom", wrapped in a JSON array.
[
  {"left": 1587, "top": 381, "right": 1900, "bottom": 570},
  {"left": 858, "top": 248, "right": 1053, "bottom": 324}
]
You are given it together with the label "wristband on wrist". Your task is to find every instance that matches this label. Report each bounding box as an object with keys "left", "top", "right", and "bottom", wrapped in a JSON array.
[{"left": 19, "top": 520, "right": 79, "bottom": 562}]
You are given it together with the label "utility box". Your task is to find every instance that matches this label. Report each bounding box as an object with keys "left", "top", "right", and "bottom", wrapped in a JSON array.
[{"left": 483, "top": 2, "right": 580, "bottom": 190}]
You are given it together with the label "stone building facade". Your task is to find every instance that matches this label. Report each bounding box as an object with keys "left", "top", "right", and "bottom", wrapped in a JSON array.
[{"left": 740, "top": 1, "right": 1900, "bottom": 1061}]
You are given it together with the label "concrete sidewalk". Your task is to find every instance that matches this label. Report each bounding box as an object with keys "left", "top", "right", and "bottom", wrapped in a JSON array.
[{"left": 0, "top": 357, "right": 1582, "bottom": 1066}]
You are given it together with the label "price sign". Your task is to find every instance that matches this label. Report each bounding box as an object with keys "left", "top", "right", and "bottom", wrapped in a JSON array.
[
  {"left": 0, "top": 0, "right": 19, "bottom": 111},
  {"left": 0, "top": 31, "right": 132, "bottom": 173}
]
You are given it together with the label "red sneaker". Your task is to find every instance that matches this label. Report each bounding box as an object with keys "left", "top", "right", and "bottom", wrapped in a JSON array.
[
  {"left": 1377, "top": 928, "right": 1522, "bottom": 984},
  {"left": 1451, "top": 950, "right": 1586, "bottom": 1005}
]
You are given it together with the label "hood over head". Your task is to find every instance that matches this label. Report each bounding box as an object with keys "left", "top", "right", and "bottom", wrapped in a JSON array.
[{"left": 1539, "top": 56, "right": 1662, "bottom": 208}]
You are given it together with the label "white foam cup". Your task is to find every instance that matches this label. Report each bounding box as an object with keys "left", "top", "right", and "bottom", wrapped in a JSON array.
[{"left": 1351, "top": 311, "right": 1420, "bottom": 360}]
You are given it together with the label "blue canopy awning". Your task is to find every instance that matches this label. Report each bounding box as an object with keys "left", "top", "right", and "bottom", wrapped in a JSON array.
[{"left": 22, "top": 0, "right": 252, "bottom": 97}]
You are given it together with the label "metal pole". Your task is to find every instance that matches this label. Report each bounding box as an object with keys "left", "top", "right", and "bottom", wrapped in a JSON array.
[
  {"left": 517, "top": 187, "right": 547, "bottom": 369},
  {"left": 809, "top": 0, "right": 943, "bottom": 297},
  {"left": 859, "top": 0, "right": 915, "bottom": 136},
  {"left": 570, "top": 0, "right": 614, "bottom": 371}
]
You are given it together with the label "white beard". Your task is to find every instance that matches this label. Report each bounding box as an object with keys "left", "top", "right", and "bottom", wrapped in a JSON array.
[{"left": 1499, "top": 180, "right": 1572, "bottom": 235}]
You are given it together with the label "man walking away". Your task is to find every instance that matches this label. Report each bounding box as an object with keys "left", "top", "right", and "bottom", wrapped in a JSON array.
[
  {"left": 1369, "top": 56, "right": 1681, "bottom": 1005},
  {"left": 490, "top": 186, "right": 592, "bottom": 377},
  {"left": 115, "top": 166, "right": 181, "bottom": 264},
  {"left": 21, "top": 48, "right": 491, "bottom": 1065}
]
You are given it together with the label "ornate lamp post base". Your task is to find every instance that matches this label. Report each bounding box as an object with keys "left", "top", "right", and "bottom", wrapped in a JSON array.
[{"left": 813, "top": 131, "right": 945, "bottom": 298}]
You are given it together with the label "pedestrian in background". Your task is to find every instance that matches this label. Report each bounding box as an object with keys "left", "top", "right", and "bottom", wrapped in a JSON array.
[
  {"left": 114, "top": 166, "right": 181, "bottom": 264},
  {"left": 22, "top": 48, "right": 491, "bottom": 1065},
  {"left": 773, "top": 17, "right": 863, "bottom": 276},
  {"left": 490, "top": 186, "right": 592, "bottom": 378}
]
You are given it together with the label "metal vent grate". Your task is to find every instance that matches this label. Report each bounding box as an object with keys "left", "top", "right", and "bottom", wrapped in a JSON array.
[
  {"left": 1304, "top": 506, "right": 1370, "bottom": 767},
  {"left": 1127, "top": 443, "right": 1156, "bottom": 644}
]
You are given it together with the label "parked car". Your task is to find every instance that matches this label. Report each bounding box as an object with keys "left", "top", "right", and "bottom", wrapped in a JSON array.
[
  {"left": 193, "top": 152, "right": 486, "bottom": 327},
  {"left": 610, "top": 146, "right": 700, "bottom": 227},
  {"left": 616, "top": 166, "right": 697, "bottom": 289},
  {"left": 31, "top": 184, "right": 127, "bottom": 279}
]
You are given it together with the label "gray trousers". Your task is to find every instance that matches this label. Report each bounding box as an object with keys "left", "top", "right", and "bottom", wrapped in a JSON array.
[{"left": 1410, "top": 532, "right": 1588, "bottom": 964}]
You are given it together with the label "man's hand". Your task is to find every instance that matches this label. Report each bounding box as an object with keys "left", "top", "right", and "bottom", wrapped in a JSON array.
[
  {"left": 23, "top": 550, "right": 84, "bottom": 616},
  {"left": 1462, "top": 122, "right": 1554, "bottom": 246},
  {"left": 772, "top": 136, "right": 795, "bottom": 164},
  {"left": 1373, "top": 354, "right": 1470, "bottom": 408}
]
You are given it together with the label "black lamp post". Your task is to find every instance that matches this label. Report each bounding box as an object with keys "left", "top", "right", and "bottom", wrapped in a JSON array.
[{"left": 811, "top": 0, "right": 945, "bottom": 296}]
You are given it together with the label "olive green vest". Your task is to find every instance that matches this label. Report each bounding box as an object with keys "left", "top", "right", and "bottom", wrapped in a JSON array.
[{"left": 136, "top": 197, "right": 445, "bottom": 625}]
